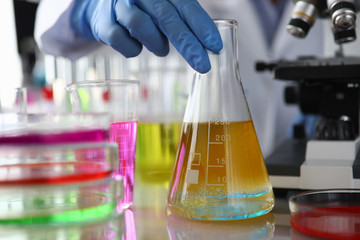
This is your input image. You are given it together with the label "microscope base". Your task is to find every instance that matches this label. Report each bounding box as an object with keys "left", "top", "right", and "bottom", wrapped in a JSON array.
[{"left": 265, "top": 139, "right": 360, "bottom": 190}]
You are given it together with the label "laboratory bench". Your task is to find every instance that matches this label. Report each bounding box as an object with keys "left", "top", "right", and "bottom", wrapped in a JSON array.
[
  {"left": 0, "top": 179, "right": 321, "bottom": 240},
  {"left": 130, "top": 180, "right": 319, "bottom": 240}
]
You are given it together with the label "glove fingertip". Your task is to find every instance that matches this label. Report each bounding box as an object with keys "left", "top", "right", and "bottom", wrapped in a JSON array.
[
  {"left": 112, "top": 42, "right": 143, "bottom": 58},
  {"left": 124, "top": 45, "right": 143, "bottom": 58},
  {"left": 152, "top": 45, "right": 170, "bottom": 57},
  {"left": 192, "top": 57, "right": 211, "bottom": 74},
  {"left": 206, "top": 35, "right": 223, "bottom": 54}
]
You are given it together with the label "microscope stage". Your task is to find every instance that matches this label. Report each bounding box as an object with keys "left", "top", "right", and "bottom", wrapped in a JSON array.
[{"left": 266, "top": 138, "right": 360, "bottom": 189}]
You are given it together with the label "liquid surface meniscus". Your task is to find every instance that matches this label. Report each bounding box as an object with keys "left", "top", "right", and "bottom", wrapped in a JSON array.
[{"left": 168, "top": 120, "right": 274, "bottom": 220}]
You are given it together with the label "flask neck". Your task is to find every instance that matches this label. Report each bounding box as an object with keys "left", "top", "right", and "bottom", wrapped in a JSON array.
[
  {"left": 207, "top": 19, "right": 239, "bottom": 79},
  {"left": 184, "top": 19, "right": 251, "bottom": 123}
]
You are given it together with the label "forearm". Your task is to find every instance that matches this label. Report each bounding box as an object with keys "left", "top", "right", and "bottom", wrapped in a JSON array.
[{"left": 34, "top": 0, "right": 102, "bottom": 60}]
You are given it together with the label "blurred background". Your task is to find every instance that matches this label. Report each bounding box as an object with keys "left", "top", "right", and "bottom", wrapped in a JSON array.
[
  {"left": 2, "top": 0, "right": 45, "bottom": 112},
  {"left": 3, "top": 0, "right": 192, "bottom": 114},
  {"left": 3, "top": 0, "right": 192, "bottom": 191}
]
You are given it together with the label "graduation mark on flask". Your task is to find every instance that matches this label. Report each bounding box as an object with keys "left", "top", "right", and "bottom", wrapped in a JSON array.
[{"left": 206, "top": 120, "right": 232, "bottom": 186}]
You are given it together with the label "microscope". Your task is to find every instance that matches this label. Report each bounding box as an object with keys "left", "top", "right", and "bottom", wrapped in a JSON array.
[{"left": 257, "top": 0, "right": 360, "bottom": 190}]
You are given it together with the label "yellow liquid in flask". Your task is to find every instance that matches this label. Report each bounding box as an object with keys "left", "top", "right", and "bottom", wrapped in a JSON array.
[{"left": 167, "top": 120, "right": 274, "bottom": 220}]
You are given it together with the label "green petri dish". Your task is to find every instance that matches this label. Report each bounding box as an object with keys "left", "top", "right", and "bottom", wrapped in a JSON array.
[
  {"left": 0, "top": 210, "right": 127, "bottom": 239},
  {"left": 0, "top": 142, "right": 123, "bottom": 225}
]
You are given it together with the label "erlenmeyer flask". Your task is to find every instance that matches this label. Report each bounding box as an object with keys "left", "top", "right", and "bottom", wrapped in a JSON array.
[{"left": 167, "top": 19, "right": 274, "bottom": 220}]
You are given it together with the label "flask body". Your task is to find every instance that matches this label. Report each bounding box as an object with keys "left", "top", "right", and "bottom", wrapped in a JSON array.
[{"left": 167, "top": 20, "right": 274, "bottom": 220}]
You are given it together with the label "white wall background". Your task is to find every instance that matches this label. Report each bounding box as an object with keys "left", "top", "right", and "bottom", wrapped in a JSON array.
[{"left": 0, "top": 0, "right": 23, "bottom": 89}]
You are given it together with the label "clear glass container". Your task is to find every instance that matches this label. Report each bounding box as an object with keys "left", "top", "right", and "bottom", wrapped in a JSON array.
[
  {"left": 0, "top": 87, "right": 27, "bottom": 113},
  {"left": 66, "top": 80, "right": 139, "bottom": 209},
  {"left": 289, "top": 189, "right": 360, "bottom": 240},
  {"left": 0, "top": 142, "right": 122, "bottom": 225},
  {"left": 135, "top": 46, "right": 191, "bottom": 183},
  {"left": 167, "top": 19, "right": 274, "bottom": 220}
]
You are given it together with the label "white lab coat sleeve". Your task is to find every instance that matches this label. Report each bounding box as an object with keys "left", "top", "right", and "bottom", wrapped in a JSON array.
[{"left": 34, "top": 0, "right": 101, "bottom": 60}]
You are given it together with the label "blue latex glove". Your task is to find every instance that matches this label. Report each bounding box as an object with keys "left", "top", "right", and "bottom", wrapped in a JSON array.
[{"left": 71, "top": 0, "right": 223, "bottom": 73}]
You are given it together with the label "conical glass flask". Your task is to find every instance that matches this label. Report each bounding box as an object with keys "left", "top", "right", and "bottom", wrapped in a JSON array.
[{"left": 167, "top": 19, "right": 274, "bottom": 220}]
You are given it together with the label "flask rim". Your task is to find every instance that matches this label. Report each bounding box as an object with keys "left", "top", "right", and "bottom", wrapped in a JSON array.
[{"left": 213, "top": 19, "right": 238, "bottom": 28}]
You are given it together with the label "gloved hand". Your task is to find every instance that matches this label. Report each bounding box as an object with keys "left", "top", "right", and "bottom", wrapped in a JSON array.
[{"left": 70, "top": 0, "right": 223, "bottom": 73}]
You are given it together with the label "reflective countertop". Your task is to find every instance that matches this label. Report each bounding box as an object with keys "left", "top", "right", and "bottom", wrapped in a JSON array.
[
  {"left": 0, "top": 178, "right": 321, "bottom": 240},
  {"left": 131, "top": 179, "right": 320, "bottom": 240}
]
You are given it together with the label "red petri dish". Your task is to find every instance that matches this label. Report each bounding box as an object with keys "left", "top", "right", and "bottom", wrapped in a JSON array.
[
  {"left": 0, "top": 142, "right": 119, "bottom": 185},
  {"left": 289, "top": 189, "right": 360, "bottom": 240},
  {"left": 0, "top": 113, "right": 113, "bottom": 183}
]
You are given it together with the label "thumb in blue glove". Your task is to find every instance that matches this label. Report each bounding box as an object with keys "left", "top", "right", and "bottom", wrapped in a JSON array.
[{"left": 71, "top": 0, "right": 223, "bottom": 73}]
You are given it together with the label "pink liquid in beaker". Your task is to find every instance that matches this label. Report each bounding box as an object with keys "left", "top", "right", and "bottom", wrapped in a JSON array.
[{"left": 110, "top": 121, "right": 137, "bottom": 209}]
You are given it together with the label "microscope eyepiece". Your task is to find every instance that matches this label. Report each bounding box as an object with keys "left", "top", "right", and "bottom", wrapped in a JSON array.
[{"left": 287, "top": 1, "right": 319, "bottom": 38}]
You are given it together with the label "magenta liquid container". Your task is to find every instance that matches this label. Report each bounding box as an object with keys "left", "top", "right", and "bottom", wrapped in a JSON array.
[
  {"left": 110, "top": 121, "right": 138, "bottom": 209},
  {"left": 66, "top": 79, "right": 140, "bottom": 210}
]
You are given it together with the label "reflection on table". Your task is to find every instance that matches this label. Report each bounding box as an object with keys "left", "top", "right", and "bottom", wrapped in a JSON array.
[
  {"left": 0, "top": 172, "right": 321, "bottom": 240},
  {"left": 167, "top": 212, "right": 275, "bottom": 240},
  {"left": 132, "top": 177, "right": 322, "bottom": 240}
]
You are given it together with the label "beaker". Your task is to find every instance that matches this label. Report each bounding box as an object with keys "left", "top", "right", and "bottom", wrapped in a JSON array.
[
  {"left": 0, "top": 87, "right": 27, "bottom": 113},
  {"left": 66, "top": 80, "right": 139, "bottom": 209},
  {"left": 135, "top": 47, "right": 191, "bottom": 183},
  {"left": 167, "top": 19, "right": 274, "bottom": 220}
]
